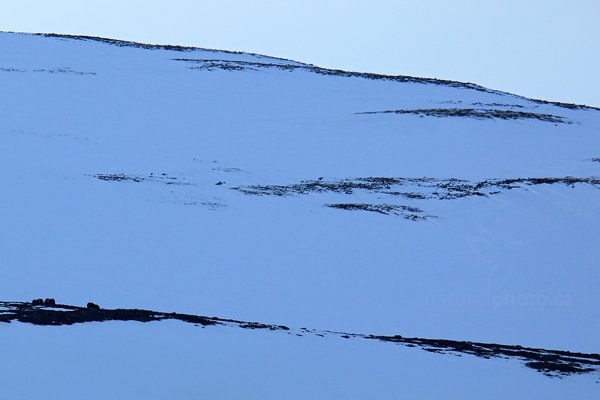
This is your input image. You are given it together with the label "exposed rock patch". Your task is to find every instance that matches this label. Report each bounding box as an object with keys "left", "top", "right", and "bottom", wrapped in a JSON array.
[
  {"left": 234, "top": 176, "right": 600, "bottom": 200},
  {"left": 233, "top": 176, "right": 600, "bottom": 219},
  {"left": 0, "top": 66, "right": 95, "bottom": 75},
  {"left": 471, "top": 102, "right": 526, "bottom": 108},
  {"left": 357, "top": 108, "right": 567, "bottom": 123},
  {"left": 326, "top": 203, "right": 431, "bottom": 220},
  {"left": 93, "top": 173, "right": 189, "bottom": 185}
]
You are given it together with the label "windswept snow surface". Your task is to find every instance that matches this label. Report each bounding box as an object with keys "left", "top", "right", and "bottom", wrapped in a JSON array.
[{"left": 1, "top": 32, "right": 599, "bottom": 398}]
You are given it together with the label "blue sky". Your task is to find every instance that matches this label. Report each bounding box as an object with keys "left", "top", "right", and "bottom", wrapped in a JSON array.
[{"left": 2, "top": 0, "right": 598, "bottom": 106}]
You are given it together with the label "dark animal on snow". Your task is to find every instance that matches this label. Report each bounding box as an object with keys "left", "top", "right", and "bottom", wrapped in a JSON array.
[
  {"left": 31, "top": 298, "right": 44, "bottom": 306},
  {"left": 43, "top": 298, "right": 56, "bottom": 306},
  {"left": 87, "top": 302, "right": 100, "bottom": 309}
]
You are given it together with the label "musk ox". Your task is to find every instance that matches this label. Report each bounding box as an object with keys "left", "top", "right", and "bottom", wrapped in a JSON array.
[{"left": 87, "top": 302, "right": 100, "bottom": 309}]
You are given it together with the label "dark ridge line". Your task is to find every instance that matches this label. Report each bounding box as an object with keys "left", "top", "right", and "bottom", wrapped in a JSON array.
[
  {"left": 365, "top": 335, "right": 600, "bottom": 377},
  {"left": 0, "top": 302, "right": 289, "bottom": 331},
  {"left": 527, "top": 97, "right": 600, "bottom": 111},
  {"left": 4, "top": 31, "right": 598, "bottom": 111},
  {"left": 1, "top": 301, "right": 598, "bottom": 379},
  {"left": 173, "top": 58, "right": 501, "bottom": 94},
  {"left": 356, "top": 108, "right": 567, "bottom": 123},
  {"left": 31, "top": 32, "right": 303, "bottom": 65},
  {"left": 172, "top": 58, "right": 600, "bottom": 111}
]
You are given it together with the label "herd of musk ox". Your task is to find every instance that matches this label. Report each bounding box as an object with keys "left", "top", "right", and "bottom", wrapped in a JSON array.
[{"left": 31, "top": 298, "right": 100, "bottom": 309}]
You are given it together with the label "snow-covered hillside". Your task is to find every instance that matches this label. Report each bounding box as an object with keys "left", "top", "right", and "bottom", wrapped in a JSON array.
[{"left": 1, "top": 32, "right": 599, "bottom": 398}]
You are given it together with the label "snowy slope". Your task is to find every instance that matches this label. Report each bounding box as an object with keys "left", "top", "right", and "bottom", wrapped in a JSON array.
[{"left": 1, "top": 32, "right": 599, "bottom": 398}]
